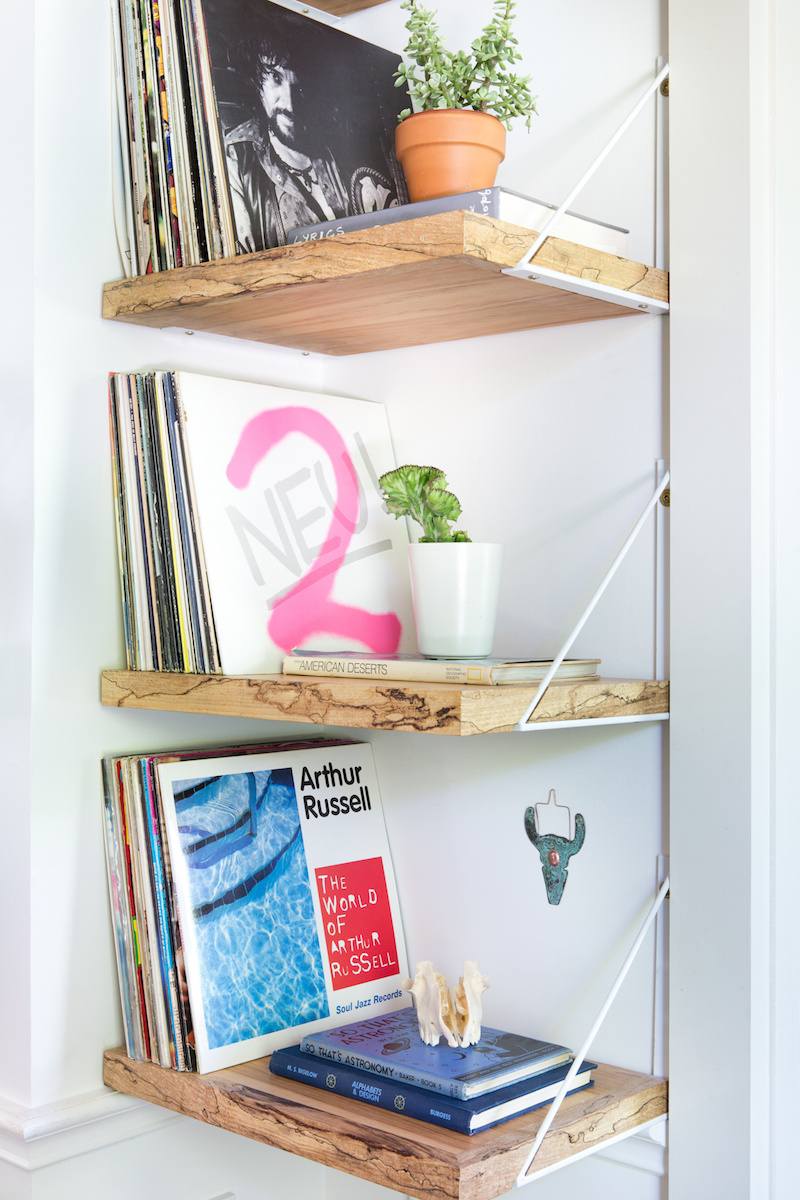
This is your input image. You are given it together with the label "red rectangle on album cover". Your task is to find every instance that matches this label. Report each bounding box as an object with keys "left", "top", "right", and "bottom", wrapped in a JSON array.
[{"left": 316, "top": 857, "right": 399, "bottom": 991}]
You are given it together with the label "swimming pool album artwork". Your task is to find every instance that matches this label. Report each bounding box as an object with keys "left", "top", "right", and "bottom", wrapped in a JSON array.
[{"left": 157, "top": 740, "right": 408, "bottom": 1072}]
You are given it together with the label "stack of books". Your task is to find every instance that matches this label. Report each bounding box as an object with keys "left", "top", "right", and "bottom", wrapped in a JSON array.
[{"left": 269, "top": 1006, "right": 595, "bottom": 1135}]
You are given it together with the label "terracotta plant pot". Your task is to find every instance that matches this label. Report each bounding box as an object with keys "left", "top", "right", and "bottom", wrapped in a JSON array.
[{"left": 395, "top": 109, "right": 507, "bottom": 204}]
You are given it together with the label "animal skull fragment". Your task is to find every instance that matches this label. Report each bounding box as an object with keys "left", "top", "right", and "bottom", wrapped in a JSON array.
[{"left": 403, "top": 959, "right": 490, "bottom": 1046}]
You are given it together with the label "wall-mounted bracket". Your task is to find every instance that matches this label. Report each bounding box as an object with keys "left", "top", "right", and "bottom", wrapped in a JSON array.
[
  {"left": 515, "top": 468, "right": 670, "bottom": 731},
  {"left": 269, "top": 0, "right": 341, "bottom": 26},
  {"left": 515, "top": 876, "right": 671, "bottom": 1186},
  {"left": 508, "top": 63, "right": 669, "bottom": 273},
  {"left": 500, "top": 264, "right": 669, "bottom": 315},
  {"left": 516, "top": 714, "right": 669, "bottom": 732}
]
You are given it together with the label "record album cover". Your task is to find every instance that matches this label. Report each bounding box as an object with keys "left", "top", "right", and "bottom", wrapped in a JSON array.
[
  {"left": 157, "top": 740, "right": 408, "bottom": 1072},
  {"left": 201, "top": 0, "right": 410, "bottom": 252},
  {"left": 175, "top": 371, "right": 414, "bottom": 674}
]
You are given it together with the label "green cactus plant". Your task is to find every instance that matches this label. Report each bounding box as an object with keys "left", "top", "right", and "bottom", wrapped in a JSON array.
[
  {"left": 378, "top": 465, "right": 471, "bottom": 543},
  {"left": 394, "top": 0, "right": 537, "bottom": 131}
]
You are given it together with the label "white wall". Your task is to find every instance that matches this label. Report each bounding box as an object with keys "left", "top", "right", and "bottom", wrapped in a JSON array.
[
  {"left": 1, "top": 1, "right": 673, "bottom": 1197},
  {"left": 770, "top": 4, "right": 800, "bottom": 1194},
  {"left": 668, "top": 0, "right": 800, "bottom": 1196},
  {"left": 0, "top": 0, "right": 35, "bottom": 1117}
]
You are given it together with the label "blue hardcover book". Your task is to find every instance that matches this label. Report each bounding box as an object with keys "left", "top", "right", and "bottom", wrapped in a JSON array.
[
  {"left": 270, "top": 1044, "right": 595, "bottom": 1135},
  {"left": 299, "top": 1006, "right": 572, "bottom": 1100}
]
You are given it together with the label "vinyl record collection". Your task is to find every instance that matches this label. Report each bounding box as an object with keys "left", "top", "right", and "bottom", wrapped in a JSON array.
[
  {"left": 111, "top": 0, "right": 235, "bottom": 274},
  {"left": 108, "top": 371, "right": 219, "bottom": 672},
  {"left": 101, "top": 738, "right": 329, "bottom": 1071},
  {"left": 102, "top": 739, "right": 335, "bottom": 1071},
  {"left": 102, "top": 738, "right": 407, "bottom": 1074},
  {"left": 103, "top": 745, "right": 199, "bottom": 1070},
  {"left": 108, "top": 370, "right": 413, "bottom": 675},
  {"left": 111, "top": 0, "right": 410, "bottom": 275}
]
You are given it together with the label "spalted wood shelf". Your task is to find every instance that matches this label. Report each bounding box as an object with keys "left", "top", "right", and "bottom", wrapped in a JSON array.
[
  {"left": 103, "top": 1049, "right": 666, "bottom": 1200},
  {"left": 312, "top": 0, "right": 387, "bottom": 13},
  {"left": 102, "top": 211, "right": 669, "bottom": 356},
  {"left": 100, "top": 671, "right": 669, "bottom": 736}
]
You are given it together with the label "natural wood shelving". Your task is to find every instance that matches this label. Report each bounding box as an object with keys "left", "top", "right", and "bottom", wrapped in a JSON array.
[
  {"left": 311, "top": 0, "right": 387, "bottom": 13},
  {"left": 100, "top": 671, "right": 668, "bottom": 735},
  {"left": 103, "top": 1048, "right": 666, "bottom": 1200},
  {"left": 102, "top": 211, "right": 669, "bottom": 356}
]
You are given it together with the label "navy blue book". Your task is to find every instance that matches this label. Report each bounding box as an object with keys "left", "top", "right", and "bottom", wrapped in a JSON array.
[
  {"left": 299, "top": 1006, "right": 572, "bottom": 1100},
  {"left": 270, "top": 1044, "right": 595, "bottom": 1135}
]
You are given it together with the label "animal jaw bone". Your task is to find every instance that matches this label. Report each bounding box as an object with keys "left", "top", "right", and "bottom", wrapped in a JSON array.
[
  {"left": 453, "top": 960, "right": 490, "bottom": 1046},
  {"left": 402, "top": 961, "right": 458, "bottom": 1047},
  {"left": 403, "top": 960, "right": 489, "bottom": 1047}
]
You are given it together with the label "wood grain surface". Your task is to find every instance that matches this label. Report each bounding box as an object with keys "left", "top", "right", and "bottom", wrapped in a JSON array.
[
  {"left": 100, "top": 671, "right": 669, "bottom": 735},
  {"left": 104, "top": 1049, "right": 666, "bottom": 1200},
  {"left": 102, "top": 212, "right": 669, "bottom": 355},
  {"left": 313, "top": 0, "right": 387, "bottom": 13}
]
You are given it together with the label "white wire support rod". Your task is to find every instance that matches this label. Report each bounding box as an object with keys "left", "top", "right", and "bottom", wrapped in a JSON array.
[
  {"left": 499, "top": 264, "right": 669, "bottom": 315},
  {"left": 515, "top": 468, "right": 670, "bottom": 731},
  {"left": 516, "top": 713, "right": 668, "bottom": 733},
  {"left": 515, "top": 875, "right": 671, "bottom": 1187},
  {"left": 513, "top": 62, "right": 670, "bottom": 271}
]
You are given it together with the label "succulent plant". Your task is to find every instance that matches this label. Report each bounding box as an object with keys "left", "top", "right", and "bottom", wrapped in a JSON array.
[
  {"left": 394, "top": 0, "right": 537, "bottom": 131},
  {"left": 378, "top": 464, "right": 471, "bottom": 542}
]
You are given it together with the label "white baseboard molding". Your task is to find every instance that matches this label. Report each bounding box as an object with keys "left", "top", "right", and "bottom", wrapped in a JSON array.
[
  {"left": 595, "top": 1117, "right": 667, "bottom": 1175},
  {"left": 0, "top": 1087, "right": 181, "bottom": 1170}
]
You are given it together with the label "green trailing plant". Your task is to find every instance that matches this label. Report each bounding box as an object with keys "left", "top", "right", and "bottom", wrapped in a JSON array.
[
  {"left": 394, "top": 0, "right": 537, "bottom": 130},
  {"left": 379, "top": 465, "right": 471, "bottom": 543}
]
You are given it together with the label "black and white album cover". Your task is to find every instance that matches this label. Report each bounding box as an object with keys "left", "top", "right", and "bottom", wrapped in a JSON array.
[{"left": 201, "top": 0, "right": 410, "bottom": 252}]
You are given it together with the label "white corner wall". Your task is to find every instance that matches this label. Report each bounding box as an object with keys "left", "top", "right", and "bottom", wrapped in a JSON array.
[{"left": 0, "top": 1, "right": 680, "bottom": 1197}]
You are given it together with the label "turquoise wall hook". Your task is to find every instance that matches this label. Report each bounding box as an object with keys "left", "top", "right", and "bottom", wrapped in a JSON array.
[{"left": 524, "top": 790, "right": 585, "bottom": 905}]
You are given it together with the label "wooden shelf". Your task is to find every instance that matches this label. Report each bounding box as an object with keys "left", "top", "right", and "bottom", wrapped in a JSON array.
[
  {"left": 103, "top": 1048, "right": 666, "bottom": 1200},
  {"left": 100, "top": 671, "right": 668, "bottom": 735},
  {"left": 102, "top": 211, "right": 669, "bottom": 356},
  {"left": 311, "top": 0, "right": 387, "bottom": 13}
]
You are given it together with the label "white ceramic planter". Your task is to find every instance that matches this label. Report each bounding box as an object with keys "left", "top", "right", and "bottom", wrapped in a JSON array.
[{"left": 408, "top": 542, "right": 503, "bottom": 658}]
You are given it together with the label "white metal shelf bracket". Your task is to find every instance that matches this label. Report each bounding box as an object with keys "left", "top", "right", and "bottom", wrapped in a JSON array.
[
  {"left": 515, "top": 468, "right": 670, "bottom": 731},
  {"left": 515, "top": 875, "right": 671, "bottom": 1186},
  {"left": 501, "top": 62, "right": 670, "bottom": 308},
  {"left": 501, "top": 265, "right": 669, "bottom": 314}
]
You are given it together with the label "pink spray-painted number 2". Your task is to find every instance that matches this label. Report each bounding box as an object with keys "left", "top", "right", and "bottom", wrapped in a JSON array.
[{"left": 226, "top": 406, "right": 402, "bottom": 654}]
